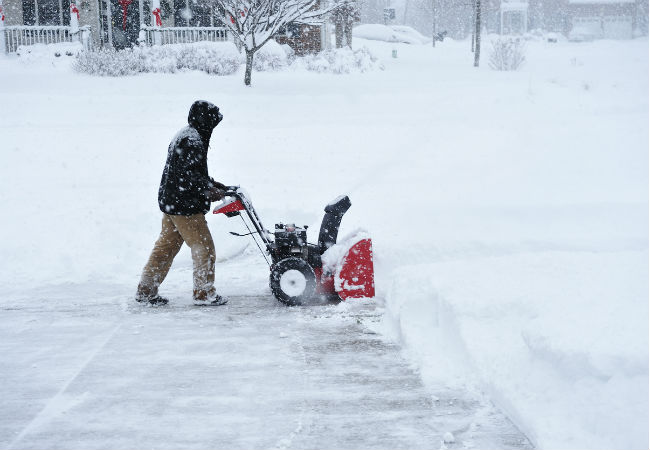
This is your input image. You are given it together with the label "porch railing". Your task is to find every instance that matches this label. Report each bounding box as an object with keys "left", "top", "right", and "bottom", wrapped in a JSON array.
[
  {"left": 140, "top": 26, "right": 231, "bottom": 46},
  {"left": 3, "top": 25, "right": 92, "bottom": 53}
]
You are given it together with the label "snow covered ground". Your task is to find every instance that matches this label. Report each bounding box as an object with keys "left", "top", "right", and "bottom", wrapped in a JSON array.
[{"left": 0, "top": 35, "right": 647, "bottom": 449}]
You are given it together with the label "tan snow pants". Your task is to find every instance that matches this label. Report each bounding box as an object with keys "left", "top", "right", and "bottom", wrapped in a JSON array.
[{"left": 137, "top": 213, "right": 216, "bottom": 300}]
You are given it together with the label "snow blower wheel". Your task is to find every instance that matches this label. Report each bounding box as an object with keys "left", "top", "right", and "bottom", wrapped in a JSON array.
[{"left": 270, "top": 257, "right": 317, "bottom": 306}]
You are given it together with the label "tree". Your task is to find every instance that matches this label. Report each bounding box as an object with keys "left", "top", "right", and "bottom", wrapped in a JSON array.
[
  {"left": 473, "top": 0, "right": 481, "bottom": 67},
  {"left": 213, "top": 0, "right": 342, "bottom": 86}
]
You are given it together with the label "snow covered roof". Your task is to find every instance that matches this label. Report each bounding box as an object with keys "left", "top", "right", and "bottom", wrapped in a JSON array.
[{"left": 500, "top": 0, "right": 528, "bottom": 11}]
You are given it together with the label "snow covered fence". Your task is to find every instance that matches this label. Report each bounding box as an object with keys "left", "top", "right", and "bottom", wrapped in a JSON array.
[
  {"left": 3, "top": 25, "right": 92, "bottom": 53},
  {"left": 73, "top": 41, "right": 243, "bottom": 76},
  {"left": 139, "top": 26, "right": 231, "bottom": 46}
]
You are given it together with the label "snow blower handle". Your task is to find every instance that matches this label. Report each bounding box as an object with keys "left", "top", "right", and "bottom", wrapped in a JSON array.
[{"left": 223, "top": 186, "right": 240, "bottom": 195}]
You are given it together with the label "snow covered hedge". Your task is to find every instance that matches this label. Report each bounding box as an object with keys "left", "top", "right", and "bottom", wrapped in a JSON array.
[
  {"left": 297, "top": 47, "right": 383, "bottom": 74},
  {"left": 73, "top": 41, "right": 382, "bottom": 77},
  {"left": 73, "top": 42, "right": 243, "bottom": 76},
  {"left": 253, "top": 40, "right": 291, "bottom": 71}
]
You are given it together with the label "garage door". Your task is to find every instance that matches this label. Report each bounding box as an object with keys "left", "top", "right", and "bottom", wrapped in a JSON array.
[{"left": 603, "top": 15, "right": 633, "bottom": 39}]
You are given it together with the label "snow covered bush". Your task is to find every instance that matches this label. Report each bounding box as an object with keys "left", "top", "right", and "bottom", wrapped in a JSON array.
[
  {"left": 298, "top": 46, "right": 383, "bottom": 74},
  {"left": 488, "top": 37, "right": 526, "bottom": 71},
  {"left": 252, "top": 40, "right": 289, "bottom": 71},
  {"left": 72, "top": 48, "right": 142, "bottom": 76},
  {"left": 73, "top": 42, "right": 243, "bottom": 76}
]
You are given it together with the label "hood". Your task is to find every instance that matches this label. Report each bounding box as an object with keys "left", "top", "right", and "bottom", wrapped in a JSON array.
[{"left": 188, "top": 100, "right": 223, "bottom": 133}]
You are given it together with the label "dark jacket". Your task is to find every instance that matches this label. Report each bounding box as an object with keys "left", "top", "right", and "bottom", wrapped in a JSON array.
[{"left": 158, "top": 101, "right": 223, "bottom": 216}]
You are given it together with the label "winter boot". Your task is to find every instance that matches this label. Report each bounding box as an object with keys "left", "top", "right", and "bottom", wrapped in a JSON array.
[
  {"left": 193, "top": 289, "right": 228, "bottom": 306},
  {"left": 135, "top": 294, "right": 169, "bottom": 306}
]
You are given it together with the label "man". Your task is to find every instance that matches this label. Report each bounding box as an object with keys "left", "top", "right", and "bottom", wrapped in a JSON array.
[{"left": 136, "top": 100, "right": 228, "bottom": 306}]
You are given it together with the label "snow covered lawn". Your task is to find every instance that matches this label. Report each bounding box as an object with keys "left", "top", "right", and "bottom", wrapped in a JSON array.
[{"left": 0, "top": 36, "right": 647, "bottom": 449}]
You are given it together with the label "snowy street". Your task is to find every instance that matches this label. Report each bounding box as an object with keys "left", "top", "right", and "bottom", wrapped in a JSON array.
[{"left": 0, "top": 32, "right": 647, "bottom": 449}]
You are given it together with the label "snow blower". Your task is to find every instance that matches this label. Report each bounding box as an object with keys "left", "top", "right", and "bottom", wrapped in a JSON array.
[{"left": 213, "top": 187, "right": 375, "bottom": 306}]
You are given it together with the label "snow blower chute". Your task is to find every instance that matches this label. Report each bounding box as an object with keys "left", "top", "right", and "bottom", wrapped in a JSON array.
[{"left": 213, "top": 187, "right": 375, "bottom": 306}]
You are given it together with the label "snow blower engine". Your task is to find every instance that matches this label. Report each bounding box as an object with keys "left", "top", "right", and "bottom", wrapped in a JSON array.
[{"left": 213, "top": 187, "right": 375, "bottom": 306}]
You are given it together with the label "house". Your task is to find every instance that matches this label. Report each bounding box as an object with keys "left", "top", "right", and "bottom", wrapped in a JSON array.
[
  {"left": 492, "top": 0, "right": 647, "bottom": 38},
  {"left": 566, "top": 0, "right": 640, "bottom": 39},
  {"left": 500, "top": 0, "right": 529, "bottom": 34},
  {"left": 1, "top": 0, "right": 329, "bottom": 53}
]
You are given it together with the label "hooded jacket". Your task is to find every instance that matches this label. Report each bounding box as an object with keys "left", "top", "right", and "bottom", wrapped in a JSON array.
[{"left": 158, "top": 101, "right": 223, "bottom": 216}]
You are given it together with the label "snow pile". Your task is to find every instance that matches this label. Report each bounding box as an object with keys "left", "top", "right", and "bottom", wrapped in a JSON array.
[
  {"left": 15, "top": 42, "right": 84, "bottom": 64},
  {"left": 524, "top": 28, "right": 565, "bottom": 43},
  {"left": 73, "top": 42, "right": 243, "bottom": 76},
  {"left": 353, "top": 24, "right": 429, "bottom": 44},
  {"left": 390, "top": 25, "right": 432, "bottom": 44},
  {"left": 380, "top": 252, "right": 648, "bottom": 449},
  {"left": 253, "top": 39, "right": 290, "bottom": 71},
  {"left": 296, "top": 46, "right": 383, "bottom": 73}
]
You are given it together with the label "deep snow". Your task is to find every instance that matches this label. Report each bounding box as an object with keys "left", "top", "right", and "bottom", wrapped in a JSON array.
[{"left": 0, "top": 35, "right": 647, "bottom": 449}]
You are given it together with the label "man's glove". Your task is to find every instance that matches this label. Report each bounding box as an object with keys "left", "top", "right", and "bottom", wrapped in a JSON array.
[
  {"left": 210, "top": 179, "right": 227, "bottom": 191},
  {"left": 206, "top": 185, "right": 226, "bottom": 202}
]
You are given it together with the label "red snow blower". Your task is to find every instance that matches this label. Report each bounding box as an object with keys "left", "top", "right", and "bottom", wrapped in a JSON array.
[{"left": 213, "top": 187, "right": 375, "bottom": 306}]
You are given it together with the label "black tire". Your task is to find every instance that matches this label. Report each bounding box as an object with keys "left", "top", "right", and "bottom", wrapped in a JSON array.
[{"left": 270, "top": 257, "right": 317, "bottom": 306}]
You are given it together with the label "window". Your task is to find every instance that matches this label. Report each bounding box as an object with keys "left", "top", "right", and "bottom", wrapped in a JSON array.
[
  {"left": 22, "top": 0, "right": 70, "bottom": 26},
  {"left": 174, "top": 0, "right": 225, "bottom": 27},
  {"left": 22, "top": 0, "right": 36, "bottom": 25}
]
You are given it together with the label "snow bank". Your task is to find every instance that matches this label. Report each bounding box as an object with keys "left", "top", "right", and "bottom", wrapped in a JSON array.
[
  {"left": 73, "top": 41, "right": 243, "bottom": 76},
  {"left": 15, "top": 42, "right": 84, "bottom": 66},
  {"left": 390, "top": 25, "right": 432, "bottom": 45},
  {"left": 381, "top": 251, "right": 648, "bottom": 449},
  {"left": 353, "top": 24, "right": 430, "bottom": 44}
]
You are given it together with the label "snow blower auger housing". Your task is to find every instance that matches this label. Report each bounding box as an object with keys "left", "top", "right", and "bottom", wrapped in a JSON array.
[{"left": 213, "top": 187, "right": 375, "bottom": 306}]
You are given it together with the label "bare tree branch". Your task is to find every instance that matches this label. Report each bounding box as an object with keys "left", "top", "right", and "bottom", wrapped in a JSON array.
[{"left": 212, "top": 0, "right": 345, "bottom": 85}]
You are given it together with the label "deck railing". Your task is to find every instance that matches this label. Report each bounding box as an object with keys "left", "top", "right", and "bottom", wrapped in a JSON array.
[
  {"left": 141, "top": 26, "right": 231, "bottom": 46},
  {"left": 3, "top": 25, "right": 92, "bottom": 53}
]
